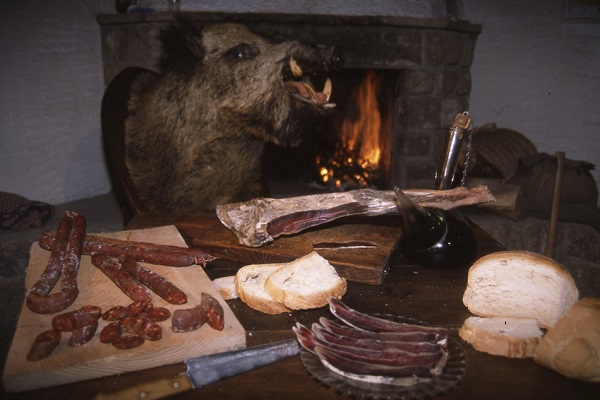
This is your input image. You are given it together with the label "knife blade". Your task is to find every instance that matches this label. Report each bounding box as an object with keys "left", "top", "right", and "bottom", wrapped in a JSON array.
[{"left": 93, "top": 339, "right": 300, "bottom": 400}]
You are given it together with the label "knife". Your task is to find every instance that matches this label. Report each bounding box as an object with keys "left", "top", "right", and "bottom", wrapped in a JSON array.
[{"left": 93, "top": 339, "right": 300, "bottom": 400}]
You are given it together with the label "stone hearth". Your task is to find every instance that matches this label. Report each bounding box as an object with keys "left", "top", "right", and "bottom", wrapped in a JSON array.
[{"left": 96, "top": 12, "right": 481, "bottom": 190}]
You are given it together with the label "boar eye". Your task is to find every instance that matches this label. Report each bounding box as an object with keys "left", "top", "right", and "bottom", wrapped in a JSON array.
[{"left": 224, "top": 44, "right": 258, "bottom": 61}]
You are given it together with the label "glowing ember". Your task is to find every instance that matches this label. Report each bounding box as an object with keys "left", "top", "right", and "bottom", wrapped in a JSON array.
[{"left": 315, "top": 70, "right": 391, "bottom": 190}]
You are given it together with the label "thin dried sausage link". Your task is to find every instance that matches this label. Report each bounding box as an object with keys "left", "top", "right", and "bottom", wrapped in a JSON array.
[
  {"left": 91, "top": 255, "right": 152, "bottom": 302},
  {"left": 27, "top": 211, "right": 86, "bottom": 314},
  {"left": 121, "top": 258, "right": 187, "bottom": 304},
  {"left": 38, "top": 231, "right": 217, "bottom": 267},
  {"left": 27, "top": 214, "right": 72, "bottom": 301}
]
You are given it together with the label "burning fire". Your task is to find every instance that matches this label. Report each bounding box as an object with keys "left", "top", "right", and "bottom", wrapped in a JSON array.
[{"left": 316, "top": 70, "right": 391, "bottom": 190}]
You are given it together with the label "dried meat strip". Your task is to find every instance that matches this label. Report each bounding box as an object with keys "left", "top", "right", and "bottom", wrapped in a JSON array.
[
  {"left": 121, "top": 257, "right": 187, "bottom": 304},
  {"left": 38, "top": 231, "right": 217, "bottom": 267},
  {"left": 328, "top": 297, "right": 449, "bottom": 338}
]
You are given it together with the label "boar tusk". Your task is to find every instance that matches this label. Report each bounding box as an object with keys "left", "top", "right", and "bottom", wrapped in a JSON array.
[
  {"left": 323, "top": 78, "right": 332, "bottom": 102},
  {"left": 290, "top": 58, "right": 303, "bottom": 78}
]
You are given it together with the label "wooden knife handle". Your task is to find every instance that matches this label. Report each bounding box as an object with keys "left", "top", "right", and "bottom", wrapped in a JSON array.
[{"left": 93, "top": 374, "right": 193, "bottom": 400}]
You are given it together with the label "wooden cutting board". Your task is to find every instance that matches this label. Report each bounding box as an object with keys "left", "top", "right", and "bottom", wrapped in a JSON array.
[
  {"left": 167, "top": 214, "right": 404, "bottom": 285},
  {"left": 2, "top": 226, "right": 246, "bottom": 393}
]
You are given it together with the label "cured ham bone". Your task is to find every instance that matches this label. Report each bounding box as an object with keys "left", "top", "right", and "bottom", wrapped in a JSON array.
[{"left": 216, "top": 186, "right": 494, "bottom": 247}]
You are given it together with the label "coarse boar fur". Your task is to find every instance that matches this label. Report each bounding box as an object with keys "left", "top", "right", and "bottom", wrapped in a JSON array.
[{"left": 124, "top": 21, "right": 342, "bottom": 213}]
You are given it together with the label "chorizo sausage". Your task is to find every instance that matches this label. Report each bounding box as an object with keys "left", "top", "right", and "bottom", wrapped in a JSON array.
[
  {"left": 135, "top": 319, "right": 162, "bottom": 340},
  {"left": 68, "top": 319, "right": 99, "bottom": 347},
  {"left": 52, "top": 306, "right": 102, "bottom": 332},
  {"left": 38, "top": 231, "right": 217, "bottom": 267},
  {"left": 102, "top": 305, "right": 129, "bottom": 321},
  {"left": 201, "top": 292, "right": 224, "bottom": 331},
  {"left": 100, "top": 322, "right": 122, "bottom": 343},
  {"left": 120, "top": 258, "right": 187, "bottom": 304},
  {"left": 91, "top": 255, "right": 152, "bottom": 302},
  {"left": 26, "top": 213, "right": 72, "bottom": 309},
  {"left": 111, "top": 335, "right": 145, "bottom": 350},
  {"left": 171, "top": 305, "right": 207, "bottom": 333},
  {"left": 27, "top": 329, "right": 62, "bottom": 361},
  {"left": 27, "top": 211, "right": 86, "bottom": 314}
]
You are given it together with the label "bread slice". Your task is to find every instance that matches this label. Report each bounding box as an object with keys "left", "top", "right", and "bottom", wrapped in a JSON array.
[
  {"left": 462, "top": 251, "right": 578, "bottom": 328},
  {"left": 234, "top": 263, "right": 290, "bottom": 314},
  {"left": 264, "top": 251, "right": 347, "bottom": 310},
  {"left": 534, "top": 297, "right": 600, "bottom": 382},
  {"left": 459, "top": 316, "right": 543, "bottom": 358},
  {"left": 212, "top": 276, "right": 238, "bottom": 300}
]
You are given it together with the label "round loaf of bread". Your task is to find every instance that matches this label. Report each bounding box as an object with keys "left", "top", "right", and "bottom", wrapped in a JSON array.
[
  {"left": 534, "top": 297, "right": 600, "bottom": 382},
  {"left": 459, "top": 316, "right": 543, "bottom": 358},
  {"left": 234, "top": 263, "right": 290, "bottom": 314},
  {"left": 462, "top": 251, "right": 578, "bottom": 328},
  {"left": 264, "top": 251, "right": 347, "bottom": 310}
]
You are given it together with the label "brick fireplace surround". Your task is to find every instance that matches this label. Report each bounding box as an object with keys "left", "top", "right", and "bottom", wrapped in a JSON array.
[{"left": 96, "top": 11, "right": 481, "bottom": 190}]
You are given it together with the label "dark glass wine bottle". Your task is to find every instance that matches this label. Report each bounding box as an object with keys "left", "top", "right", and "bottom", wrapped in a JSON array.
[{"left": 396, "top": 112, "right": 477, "bottom": 269}]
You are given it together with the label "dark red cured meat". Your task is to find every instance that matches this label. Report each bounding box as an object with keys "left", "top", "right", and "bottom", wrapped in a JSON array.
[
  {"left": 26, "top": 211, "right": 86, "bottom": 314},
  {"left": 100, "top": 322, "right": 122, "bottom": 343},
  {"left": 294, "top": 323, "right": 442, "bottom": 367},
  {"left": 27, "top": 329, "right": 62, "bottom": 361},
  {"left": 135, "top": 319, "right": 162, "bottom": 340},
  {"left": 313, "top": 324, "right": 441, "bottom": 353},
  {"left": 202, "top": 293, "right": 224, "bottom": 331},
  {"left": 171, "top": 305, "right": 207, "bottom": 333},
  {"left": 126, "top": 299, "right": 153, "bottom": 316},
  {"left": 112, "top": 335, "right": 145, "bottom": 350},
  {"left": 120, "top": 257, "right": 187, "bottom": 304},
  {"left": 68, "top": 319, "right": 99, "bottom": 347},
  {"left": 102, "top": 305, "right": 129, "bottom": 321},
  {"left": 317, "top": 318, "right": 442, "bottom": 345},
  {"left": 119, "top": 316, "right": 139, "bottom": 336},
  {"left": 146, "top": 306, "right": 171, "bottom": 322},
  {"left": 327, "top": 297, "right": 449, "bottom": 337},
  {"left": 314, "top": 346, "right": 435, "bottom": 378},
  {"left": 38, "top": 231, "right": 217, "bottom": 267},
  {"left": 26, "top": 214, "right": 72, "bottom": 307},
  {"left": 91, "top": 255, "right": 152, "bottom": 302},
  {"left": 52, "top": 306, "right": 102, "bottom": 332}
]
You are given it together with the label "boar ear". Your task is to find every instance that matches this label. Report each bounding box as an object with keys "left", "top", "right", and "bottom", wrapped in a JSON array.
[{"left": 158, "top": 18, "right": 205, "bottom": 72}]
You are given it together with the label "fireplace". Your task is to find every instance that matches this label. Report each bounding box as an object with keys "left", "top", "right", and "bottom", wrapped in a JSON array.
[{"left": 97, "top": 12, "right": 480, "bottom": 192}]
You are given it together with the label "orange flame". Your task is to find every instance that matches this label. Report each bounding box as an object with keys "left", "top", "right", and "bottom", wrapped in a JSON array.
[
  {"left": 339, "top": 70, "right": 384, "bottom": 169},
  {"left": 316, "top": 70, "right": 391, "bottom": 190}
]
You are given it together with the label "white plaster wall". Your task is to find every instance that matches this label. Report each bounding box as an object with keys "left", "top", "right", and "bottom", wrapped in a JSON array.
[
  {"left": 0, "top": 0, "right": 113, "bottom": 205},
  {"left": 142, "top": 0, "right": 450, "bottom": 18},
  {"left": 1, "top": 0, "right": 598, "bottom": 206},
  {"left": 463, "top": 0, "right": 600, "bottom": 202}
]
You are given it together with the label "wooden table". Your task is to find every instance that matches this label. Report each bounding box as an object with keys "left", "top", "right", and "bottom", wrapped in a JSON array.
[{"left": 2, "top": 215, "right": 597, "bottom": 399}]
